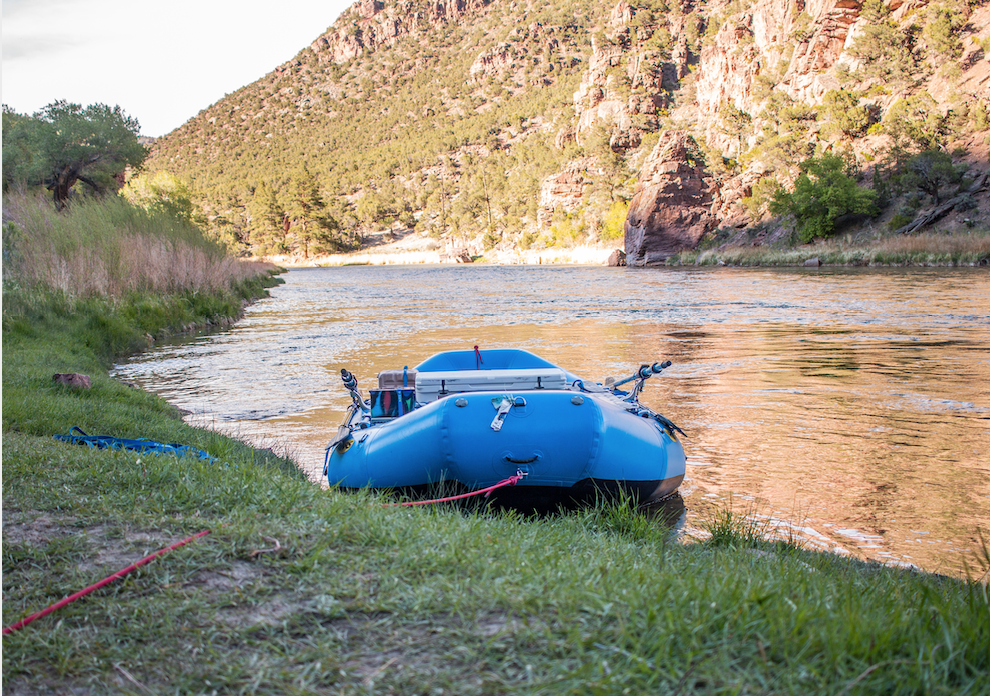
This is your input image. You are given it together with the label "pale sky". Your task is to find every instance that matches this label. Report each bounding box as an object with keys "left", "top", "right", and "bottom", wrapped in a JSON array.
[{"left": 2, "top": 0, "right": 353, "bottom": 137}]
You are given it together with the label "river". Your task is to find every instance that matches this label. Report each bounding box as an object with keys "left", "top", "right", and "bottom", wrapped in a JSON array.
[{"left": 112, "top": 265, "right": 990, "bottom": 577}]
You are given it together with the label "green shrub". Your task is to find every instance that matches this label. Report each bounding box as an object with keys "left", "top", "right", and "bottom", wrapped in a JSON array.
[
  {"left": 769, "top": 154, "right": 879, "bottom": 242},
  {"left": 742, "top": 176, "right": 783, "bottom": 221},
  {"left": 902, "top": 149, "right": 963, "bottom": 205},
  {"left": 860, "top": 0, "right": 889, "bottom": 22},
  {"left": 885, "top": 93, "right": 946, "bottom": 150},
  {"left": 518, "top": 230, "right": 537, "bottom": 250},
  {"left": 888, "top": 212, "right": 913, "bottom": 231},
  {"left": 849, "top": 10, "right": 918, "bottom": 85},
  {"left": 549, "top": 214, "right": 586, "bottom": 248},
  {"left": 697, "top": 226, "right": 735, "bottom": 251},
  {"left": 955, "top": 193, "right": 978, "bottom": 212},
  {"left": 120, "top": 171, "right": 195, "bottom": 223},
  {"left": 972, "top": 101, "right": 989, "bottom": 132}
]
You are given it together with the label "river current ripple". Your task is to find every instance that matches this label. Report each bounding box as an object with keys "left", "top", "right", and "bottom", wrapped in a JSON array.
[{"left": 112, "top": 265, "right": 990, "bottom": 577}]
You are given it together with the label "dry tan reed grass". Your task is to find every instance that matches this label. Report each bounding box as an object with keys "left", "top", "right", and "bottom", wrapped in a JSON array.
[
  {"left": 3, "top": 191, "right": 275, "bottom": 297},
  {"left": 685, "top": 229, "right": 990, "bottom": 266},
  {"left": 869, "top": 232, "right": 990, "bottom": 256}
]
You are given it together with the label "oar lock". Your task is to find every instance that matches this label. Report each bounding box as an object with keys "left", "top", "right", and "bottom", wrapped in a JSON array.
[
  {"left": 639, "top": 360, "right": 671, "bottom": 379},
  {"left": 339, "top": 368, "right": 367, "bottom": 412},
  {"left": 340, "top": 368, "right": 358, "bottom": 390},
  {"left": 605, "top": 359, "right": 672, "bottom": 390}
]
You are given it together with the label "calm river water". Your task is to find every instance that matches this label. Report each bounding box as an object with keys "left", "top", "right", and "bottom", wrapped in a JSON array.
[{"left": 112, "top": 265, "right": 990, "bottom": 577}]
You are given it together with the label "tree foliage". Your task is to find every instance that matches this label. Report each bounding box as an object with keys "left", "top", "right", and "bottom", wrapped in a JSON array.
[
  {"left": 902, "top": 150, "right": 962, "bottom": 205},
  {"left": 600, "top": 199, "right": 629, "bottom": 242},
  {"left": 922, "top": 5, "right": 964, "bottom": 60},
  {"left": 769, "top": 155, "right": 879, "bottom": 242},
  {"left": 285, "top": 168, "right": 345, "bottom": 257},
  {"left": 820, "top": 89, "right": 869, "bottom": 138},
  {"left": 884, "top": 93, "right": 946, "bottom": 151},
  {"left": 2, "top": 101, "right": 146, "bottom": 209},
  {"left": 849, "top": 2, "right": 919, "bottom": 86},
  {"left": 247, "top": 182, "right": 287, "bottom": 253},
  {"left": 120, "top": 171, "right": 195, "bottom": 222}
]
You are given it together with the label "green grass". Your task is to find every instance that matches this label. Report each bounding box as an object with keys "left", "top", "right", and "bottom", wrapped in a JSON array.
[
  {"left": 3, "top": 204, "right": 989, "bottom": 693},
  {"left": 4, "top": 428, "right": 989, "bottom": 694}
]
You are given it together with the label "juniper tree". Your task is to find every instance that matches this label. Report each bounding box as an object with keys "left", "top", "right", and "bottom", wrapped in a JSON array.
[
  {"left": 904, "top": 150, "right": 961, "bottom": 205},
  {"left": 2, "top": 101, "right": 146, "bottom": 209}
]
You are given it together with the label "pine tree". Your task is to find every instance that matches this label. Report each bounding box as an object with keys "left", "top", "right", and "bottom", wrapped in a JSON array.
[{"left": 247, "top": 182, "right": 286, "bottom": 253}]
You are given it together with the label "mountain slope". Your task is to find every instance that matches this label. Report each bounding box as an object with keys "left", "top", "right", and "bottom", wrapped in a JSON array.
[{"left": 145, "top": 0, "right": 990, "bottom": 261}]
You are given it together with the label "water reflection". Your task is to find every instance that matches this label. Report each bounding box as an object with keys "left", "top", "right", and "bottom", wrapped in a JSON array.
[{"left": 112, "top": 266, "right": 990, "bottom": 577}]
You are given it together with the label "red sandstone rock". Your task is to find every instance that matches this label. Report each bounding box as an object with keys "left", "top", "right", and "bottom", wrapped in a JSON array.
[{"left": 624, "top": 131, "right": 714, "bottom": 266}]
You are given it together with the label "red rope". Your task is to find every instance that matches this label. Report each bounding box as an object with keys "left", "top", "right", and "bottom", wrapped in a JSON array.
[
  {"left": 3, "top": 529, "right": 212, "bottom": 635},
  {"left": 385, "top": 473, "right": 525, "bottom": 507}
]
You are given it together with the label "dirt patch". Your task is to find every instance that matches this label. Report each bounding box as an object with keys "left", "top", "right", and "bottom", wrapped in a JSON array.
[
  {"left": 1, "top": 511, "right": 79, "bottom": 546},
  {"left": 190, "top": 560, "right": 265, "bottom": 591},
  {"left": 1, "top": 515, "right": 214, "bottom": 578},
  {"left": 75, "top": 527, "right": 182, "bottom": 575},
  {"left": 218, "top": 596, "right": 296, "bottom": 628}
]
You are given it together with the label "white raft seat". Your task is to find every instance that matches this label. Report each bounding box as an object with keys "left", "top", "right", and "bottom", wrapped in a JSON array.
[{"left": 415, "top": 368, "right": 568, "bottom": 403}]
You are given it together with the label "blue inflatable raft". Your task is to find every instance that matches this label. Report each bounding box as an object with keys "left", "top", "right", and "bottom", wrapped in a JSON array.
[{"left": 324, "top": 348, "right": 686, "bottom": 511}]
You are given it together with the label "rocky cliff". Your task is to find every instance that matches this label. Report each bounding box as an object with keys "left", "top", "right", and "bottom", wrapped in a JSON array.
[
  {"left": 625, "top": 130, "right": 714, "bottom": 265},
  {"left": 311, "top": 0, "right": 494, "bottom": 63},
  {"left": 615, "top": 0, "right": 988, "bottom": 261},
  {"left": 144, "top": 0, "right": 990, "bottom": 261}
]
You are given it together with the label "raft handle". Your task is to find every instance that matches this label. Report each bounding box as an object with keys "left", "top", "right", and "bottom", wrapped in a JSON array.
[{"left": 504, "top": 455, "right": 539, "bottom": 465}]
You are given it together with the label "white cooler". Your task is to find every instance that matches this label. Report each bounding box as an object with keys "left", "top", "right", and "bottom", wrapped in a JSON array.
[{"left": 415, "top": 368, "right": 568, "bottom": 403}]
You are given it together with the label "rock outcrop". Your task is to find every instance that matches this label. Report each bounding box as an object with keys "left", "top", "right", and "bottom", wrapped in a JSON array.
[
  {"left": 607, "top": 248, "right": 627, "bottom": 266},
  {"left": 568, "top": 1, "right": 677, "bottom": 151},
  {"left": 538, "top": 158, "right": 597, "bottom": 224},
  {"left": 311, "top": 0, "right": 494, "bottom": 64},
  {"left": 782, "top": 0, "right": 863, "bottom": 103},
  {"left": 470, "top": 23, "right": 564, "bottom": 82},
  {"left": 440, "top": 246, "right": 474, "bottom": 263},
  {"left": 470, "top": 42, "right": 518, "bottom": 80},
  {"left": 694, "top": 0, "right": 866, "bottom": 155},
  {"left": 624, "top": 131, "right": 715, "bottom": 266}
]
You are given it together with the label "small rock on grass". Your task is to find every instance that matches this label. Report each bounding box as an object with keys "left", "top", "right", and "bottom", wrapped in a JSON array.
[{"left": 52, "top": 373, "right": 91, "bottom": 389}]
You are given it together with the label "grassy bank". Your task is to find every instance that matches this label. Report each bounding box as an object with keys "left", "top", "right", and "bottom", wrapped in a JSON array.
[
  {"left": 667, "top": 230, "right": 990, "bottom": 267},
  {"left": 4, "top": 419, "right": 989, "bottom": 694},
  {"left": 4, "top": 196, "right": 989, "bottom": 694},
  {"left": 2, "top": 192, "right": 285, "bottom": 437}
]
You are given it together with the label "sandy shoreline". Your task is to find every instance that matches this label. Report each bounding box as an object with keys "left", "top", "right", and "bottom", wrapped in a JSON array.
[{"left": 259, "top": 230, "right": 620, "bottom": 267}]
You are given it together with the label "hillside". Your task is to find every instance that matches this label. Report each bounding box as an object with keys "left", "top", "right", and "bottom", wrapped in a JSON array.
[{"left": 144, "top": 0, "right": 990, "bottom": 263}]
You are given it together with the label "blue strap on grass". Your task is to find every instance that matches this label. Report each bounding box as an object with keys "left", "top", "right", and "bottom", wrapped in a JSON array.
[{"left": 54, "top": 426, "right": 217, "bottom": 463}]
